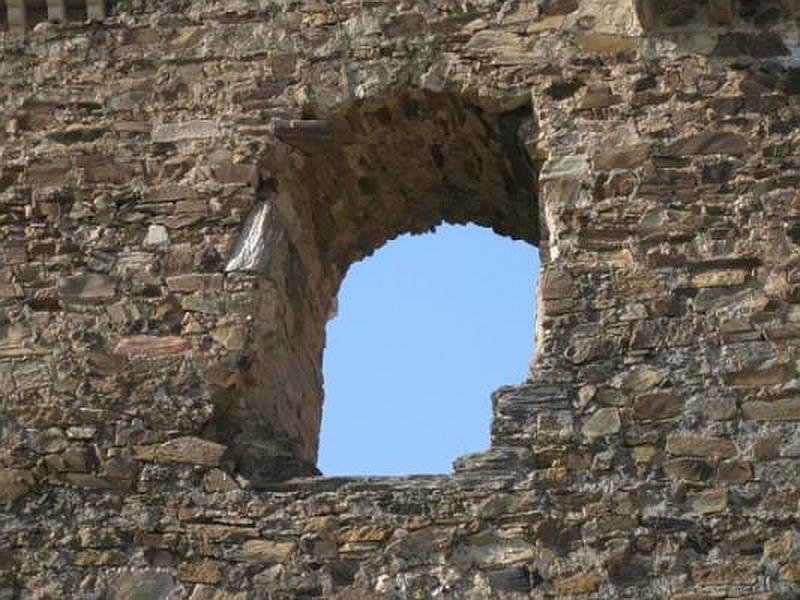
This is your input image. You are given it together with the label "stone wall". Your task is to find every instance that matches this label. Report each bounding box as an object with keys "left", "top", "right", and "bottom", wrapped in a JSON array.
[{"left": 1, "top": 0, "right": 799, "bottom": 598}]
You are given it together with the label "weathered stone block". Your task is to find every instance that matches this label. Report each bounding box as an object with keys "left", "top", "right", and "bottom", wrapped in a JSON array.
[
  {"left": 690, "top": 488, "right": 728, "bottom": 515},
  {"left": 666, "top": 433, "right": 736, "bottom": 458},
  {"left": 113, "top": 336, "right": 189, "bottom": 357},
  {"left": 241, "top": 540, "right": 296, "bottom": 563},
  {"left": 691, "top": 270, "right": 747, "bottom": 288},
  {"left": 203, "top": 468, "right": 240, "bottom": 492},
  {"left": 633, "top": 392, "right": 682, "bottom": 421},
  {"left": 574, "top": 33, "right": 637, "bottom": 54},
  {"left": 691, "top": 561, "right": 760, "bottom": 585},
  {"left": 108, "top": 570, "right": 176, "bottom": 600},
  {"left": 166, "top": 274, "right": 224, "bottom": 293},
  {"left": 0, "top": 469, "right": 36, "bottom": 505},
  {"left": 717, "top": 460, "right": 752, "bottom": 483},
  {"left": 595, "top": 144, "right": 651, "bottom": 170},
  {"left": 582, "top": 408, "right": 621, "bottom": 440},
  {"left": 487, "top": 566, "right": 533, "bottom": 593},
  {"left": 178, "top": 560, "right": 224, "bottom": 584},
  {"left": 551, "top": 571, "right": 603, "bottom": 595},
  {"left": 57, "top": 274, "right": 115, "bottom": 300},
  {"left": 152, "top": 120, "right": 220, "bottom": 143},
  {"left": 742, "top": 398, "right": 800, "bottom": 421},
  {"left": 337, "top": 526, "right": 391, "bottom": 544},
  {"left": 726, "top": 363, "right": 793, "bottom": 386},
  {"left": 540, "top": 269, "right": 575, "bottom": 300},
  {"left": 664, "top": 458, "right": 713, "bottom": 481},
  {"left": 668, "top": 132, "right": 750, "bottom": 156},
  {"left": 151, "top": 437, "right": 227, "bottom": 466}
]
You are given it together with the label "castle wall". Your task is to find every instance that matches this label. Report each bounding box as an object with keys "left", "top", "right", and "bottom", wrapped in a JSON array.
[{"left": 1, "top": 1, "right": 799, "bottom": 597}]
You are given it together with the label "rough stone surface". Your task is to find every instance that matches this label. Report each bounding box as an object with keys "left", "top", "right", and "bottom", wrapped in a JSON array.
[{"left": 0, "top": 1, "right": 799, "bottom": 598}]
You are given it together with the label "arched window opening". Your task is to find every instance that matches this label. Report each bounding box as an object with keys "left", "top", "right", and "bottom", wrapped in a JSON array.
[
  {"left": 319, "top": 224, "right": 538, "bottom": 476},
  {"left": 215, "top": 91, "right": 542, "bottom": 484}
]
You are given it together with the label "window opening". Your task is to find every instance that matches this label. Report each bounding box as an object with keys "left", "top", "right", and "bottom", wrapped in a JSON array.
[{"left": 319, "top": 224, "right": 538, "bottom": 476}]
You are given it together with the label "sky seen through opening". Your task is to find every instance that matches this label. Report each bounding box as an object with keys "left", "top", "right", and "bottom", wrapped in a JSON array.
[{"left": 319, "top": 224, "right": 539, "bottom": 476}]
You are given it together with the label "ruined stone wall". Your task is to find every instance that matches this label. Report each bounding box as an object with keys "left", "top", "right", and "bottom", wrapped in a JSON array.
[{"left": 1, "top": 0, "right": 799, "bottom": 598}]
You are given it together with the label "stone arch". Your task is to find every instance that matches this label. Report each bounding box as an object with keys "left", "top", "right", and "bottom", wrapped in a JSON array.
[{"left": 212, "top": 90, "right": 543, "bottom": 483}]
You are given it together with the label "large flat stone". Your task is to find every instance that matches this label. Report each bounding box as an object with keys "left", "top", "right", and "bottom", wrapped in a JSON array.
[
  {"left": 241, "top": 540, "right": 296, "bottom": 563},
  {"left": 742, "top": 398, "right": 800, "bottom": 421},
  {"left": 113, "top": 336, "right": 190, "bottom": 357},
  {"left": 666, "top": 433, "right": 736, "bottom": 458},
  {"left": 152, "top": 120, "right": 220, "bottom": 143},
  {"left": 633, "top": 392, "right": 682, "bottom": 420},
  {"left": 57, "top": 274, "right": 116, "bottom": 300},
  {"left": 153, "top": 437, "right": 227, "bottom": 466}
]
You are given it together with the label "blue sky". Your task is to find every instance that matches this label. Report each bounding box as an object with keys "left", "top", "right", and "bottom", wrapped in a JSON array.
[{"left": 318, "top": 224, "right": 539, "bottom": 476}]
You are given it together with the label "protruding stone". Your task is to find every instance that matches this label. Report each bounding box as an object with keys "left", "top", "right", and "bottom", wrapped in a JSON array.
[
  {"left": 113, "top": 336, "right": 190, "bottom": 357},
  {"left": 144, "top": 224, "right": 170, "bottom": 248},
  {"left": 225, "top": 201, "right": 284, "bottom": 273},
  {"left": 152, "top": 437, "right": 227, "bottom": 466}
]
